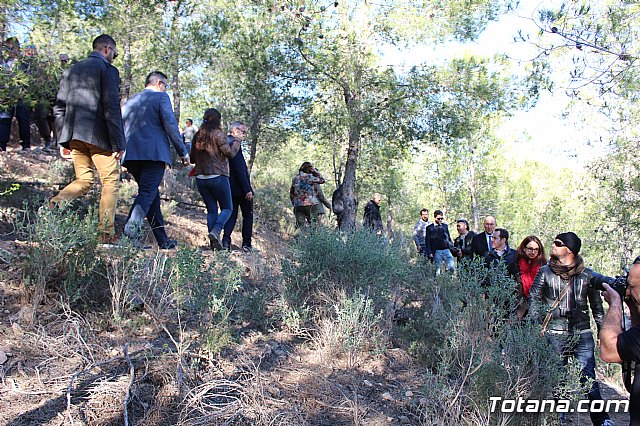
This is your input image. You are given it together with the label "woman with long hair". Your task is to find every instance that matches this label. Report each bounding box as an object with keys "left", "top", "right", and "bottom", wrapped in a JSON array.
[
  {"left": 509, "top": 235, "right": 547, "bottom": 319},
  {"left": 190, "top": 108, "right": 241, "bottom": 250}
]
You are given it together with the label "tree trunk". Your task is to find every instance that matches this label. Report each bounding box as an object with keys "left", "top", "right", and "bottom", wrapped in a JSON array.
[
  {"left": 339, "top": 90, "right": 362, "bottom": 231},
  {"left": 171, "top": 72, "right": 180, "bottom": 123},
  {"left": 122, "top": 33, "right": 132, "bottom": 103},
  {"left": 469, "top": 141, "right": 480, "bottom": 232}
]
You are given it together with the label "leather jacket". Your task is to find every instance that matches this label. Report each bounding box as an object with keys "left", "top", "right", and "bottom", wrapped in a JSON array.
[{"left": 528, "top": 264, "right": 612, "bottom": 334}]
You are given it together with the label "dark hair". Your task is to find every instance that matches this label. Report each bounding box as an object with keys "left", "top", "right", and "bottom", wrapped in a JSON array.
[
  {"left": 495, "top": 228, "right": 509, "bottom": 243},
  {"left": 145, "top": 71, "right": 168, "bottom": 86},
  {"left": 434, "top": 209, "right": 443, "bottom": 218},
  {"left": 456, "top": 218, "right": 470, "bottom": 231},
  {"left": 4, "top": 37, "right": 19, "bottom": 48},
  {"left": 420, "top": 208, "right": 429, "bottom": 215},
  {"left": 516, "top": 235, "right": 547, "bottom": 266},
  {"left": 186, "top": 119, "right": 193, "bottom": 125},
  {"left": 299, "top": 161, "right": 314, "bottom": 173},
  {"left": 92, "top": 34, "right": 116, "bottom": 50},
  {"left": 193, "top": 108, "right": 222, "bottom": 150}
]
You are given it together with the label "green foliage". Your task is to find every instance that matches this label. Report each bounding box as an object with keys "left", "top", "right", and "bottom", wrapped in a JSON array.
[
  {"left": 19, "top": 203, "right": 103, "bottom": 317},
  {"left": 167, "top": 247, "right": 242, "bottom": 325},
  {"left": 282, "top": 227, "right": 412, "bottom": 311}
]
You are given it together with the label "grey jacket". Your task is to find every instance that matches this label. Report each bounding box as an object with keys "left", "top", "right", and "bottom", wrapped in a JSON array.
[
  {"left": 122, "top": 88, "right": 187, "bottom": 166},
  {"left": 54, "top": 52, "right": 125, "bottom": 152}
]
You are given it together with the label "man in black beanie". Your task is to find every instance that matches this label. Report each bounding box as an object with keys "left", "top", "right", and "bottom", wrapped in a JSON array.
[{"left": 529, "top": 232, "right": 615, "bottom": 426}]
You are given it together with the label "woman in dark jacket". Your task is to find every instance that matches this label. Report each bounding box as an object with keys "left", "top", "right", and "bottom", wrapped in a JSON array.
[
  {"left": 508, "top": 235, "right": 547, "bottom": 319},
  {"left": 190, "top": 108, "right": 240, "bottom": 250}
]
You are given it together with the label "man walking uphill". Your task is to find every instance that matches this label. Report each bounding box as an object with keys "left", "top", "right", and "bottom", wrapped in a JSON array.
[
  {"left": 51, "top": 34, "right": 126, "bottom": 245},
  {"left": 121, "top": 71, "right": 189, "bottom": 249}
]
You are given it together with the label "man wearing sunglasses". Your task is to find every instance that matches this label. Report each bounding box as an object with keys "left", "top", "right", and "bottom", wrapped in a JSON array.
[
  {"left": 600, "top": 258, "right": 640, "bottom": 426},
  {"left": 51, "top": 34, "right": 126, "bottom": 245},
  {"left": 529, "top": 232, "right": 614, "bottom": 426},
  {"left": 424, "top": 210, "right": 456, "bottom": 274}
]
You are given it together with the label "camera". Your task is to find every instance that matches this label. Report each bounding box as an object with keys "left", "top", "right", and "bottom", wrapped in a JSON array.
[{"left": 595, "top": 267, "right": 629, "bottom": 300}]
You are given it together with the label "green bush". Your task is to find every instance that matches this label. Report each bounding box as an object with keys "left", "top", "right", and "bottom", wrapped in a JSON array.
[
  {"left": 282, "top": 227, "right": 413, "bottom": 312},
  {"left": 18, "top": 203, "right": 104, "bottom": 320}
]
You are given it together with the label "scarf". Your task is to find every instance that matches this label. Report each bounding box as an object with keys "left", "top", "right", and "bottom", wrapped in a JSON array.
[
  {"left": 519, "top": 258, "right": 541, "bottom": 298},
  {"left": 548, "top": 255, "right": 585, "bottom": 281}
]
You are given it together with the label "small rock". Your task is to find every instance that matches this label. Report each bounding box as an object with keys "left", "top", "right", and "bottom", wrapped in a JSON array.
[
  {"left": 419, "top": 397, "right": 427, "bottom": 406},
  {"left": 405, "top": 390, "right": 413, "bottom": 398},
  {"left": 382, "top": 391, "right": 394, "bottom": 401},
  {"left": 0, "top": 351, "right": 7, "bottom": 365},
  {"left": 3, "top": 310, "right": 9, "bottom": 314},
  {"left": 399, "top": 415, "right": 410, "bottom": 424},
  {"left": 363, "top": 379, "right": 373, "bottom": 387},
  {"left": 387, "top": 417, "right": 394, "bottom": 423}
]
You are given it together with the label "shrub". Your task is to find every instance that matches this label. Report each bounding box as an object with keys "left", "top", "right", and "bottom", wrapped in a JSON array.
[
  {"left": 18, "top": 203, "right": 103, "bottom": 321},
  {"left": 282, "top": 227, "right": 413, "bottom": 312},
  {"left": 314, "top": 291, "right": 385, "bottom": 368}
]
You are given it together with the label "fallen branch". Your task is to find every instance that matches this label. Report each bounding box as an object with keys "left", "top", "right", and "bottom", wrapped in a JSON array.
[{"left": 123, "top": 343, "right": 135, "bottom": 426}]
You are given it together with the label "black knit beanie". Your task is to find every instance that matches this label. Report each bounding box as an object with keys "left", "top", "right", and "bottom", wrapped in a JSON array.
[{"left": 555, "top": 232, "right": 581, "bottom": 255}]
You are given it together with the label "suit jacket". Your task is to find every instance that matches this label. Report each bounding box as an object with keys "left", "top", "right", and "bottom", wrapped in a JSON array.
[
  {"left": 121, "top": 88, "right": 187, "bottom": 166},
  {"left": 54, "top": 52, "right": 125, "bottom": 152},
  {"left": 226, "top": 135, "right": 253, "bottom": 197},
  {"left": 471, "top": 231, "right": 492, "bottom": 258}
]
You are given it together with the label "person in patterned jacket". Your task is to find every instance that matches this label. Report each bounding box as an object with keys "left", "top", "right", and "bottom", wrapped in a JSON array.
[{"left": 289, "top": 162, "right": 325, "bottom": 229}]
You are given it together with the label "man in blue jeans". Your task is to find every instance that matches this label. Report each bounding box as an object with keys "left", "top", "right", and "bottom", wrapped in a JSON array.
[
  {"left": 529, "top": 232, "right": 614, "bottom": 426},
  {"left": 424, "top": 210, "right": 455, "bottom": 274},
  {"left": 121, "top": 71, "right": 189, "bottom": 249}
]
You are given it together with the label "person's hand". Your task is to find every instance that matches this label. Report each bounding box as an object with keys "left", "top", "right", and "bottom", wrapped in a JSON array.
[
  {"left": 180, "top": 155, "right": 190, "bottom": 166},
  {"left": 59, "top": 146, "right": 72, "bottom": 160},
  {"left": 113, "top": 150, "right": 125, "bottom": 161},
  {"left": 428, "top": 254, "right": 434, "bottom": 259},
  {"left": 245, "top": 191, "right": 253, "bottom": 201},
  {"left": 601, "top": 282, "right": 623, "bottom": 307}
]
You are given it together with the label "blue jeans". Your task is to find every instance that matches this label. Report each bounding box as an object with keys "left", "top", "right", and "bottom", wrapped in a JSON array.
[
  {"left": 548, "top": 331, "right": 610, "bottom": 425},
  {"left": 196, "top": 176, "right": 232, "bottom": 234},
  {"left": 433, "top": 249, "right": 456, "bottom": 274}
]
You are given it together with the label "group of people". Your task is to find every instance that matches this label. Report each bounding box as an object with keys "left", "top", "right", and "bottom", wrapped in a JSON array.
[
  {"left": 412, "top": 209, "right": 640, "bottom": 426},
  {"left": 6, "top": 33, "right": 639, "bottom": 425},
  {"left": 0, "top": 37, "right": 70, "bottom": 151},
  {"left": 44, "top": 34, "right": 253, "bottom": 252}
]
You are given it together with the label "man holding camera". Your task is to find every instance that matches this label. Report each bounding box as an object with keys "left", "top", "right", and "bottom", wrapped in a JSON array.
[
  {"left": 600, "top": 259, "right": 640, "bottom": 426},
  {"left": 529, "top": 232, "right": 614, "bottom": 426}
]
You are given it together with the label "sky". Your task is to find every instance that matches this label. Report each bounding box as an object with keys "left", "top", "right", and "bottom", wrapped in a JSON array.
[{"left": 379, "top": 0, "right": 614, "bottom": 169}]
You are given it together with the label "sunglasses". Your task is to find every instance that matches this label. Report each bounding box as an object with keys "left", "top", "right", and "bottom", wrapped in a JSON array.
[
  {"left": 553, "top": 240, "right": 566, "bottom": 247},
  {"left": 435, "top": 217, "right": 443, "bottom": 220}
]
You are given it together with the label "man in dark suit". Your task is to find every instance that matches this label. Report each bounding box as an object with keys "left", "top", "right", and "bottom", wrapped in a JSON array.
[
  {"left": 222, "top": 121, "right": 253, "bottom": 252},
  {"left": 121, "top": 71, "right": 189, "bottom": 249},
  {"left": 471, "top": 215, "right": 497, "bottom": 259},
  {"left": 425, "top": 210, "right": 456, "bottom": 274},
  {"left": 51, "top": 34, "right": 126, "bottom": 244}
]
